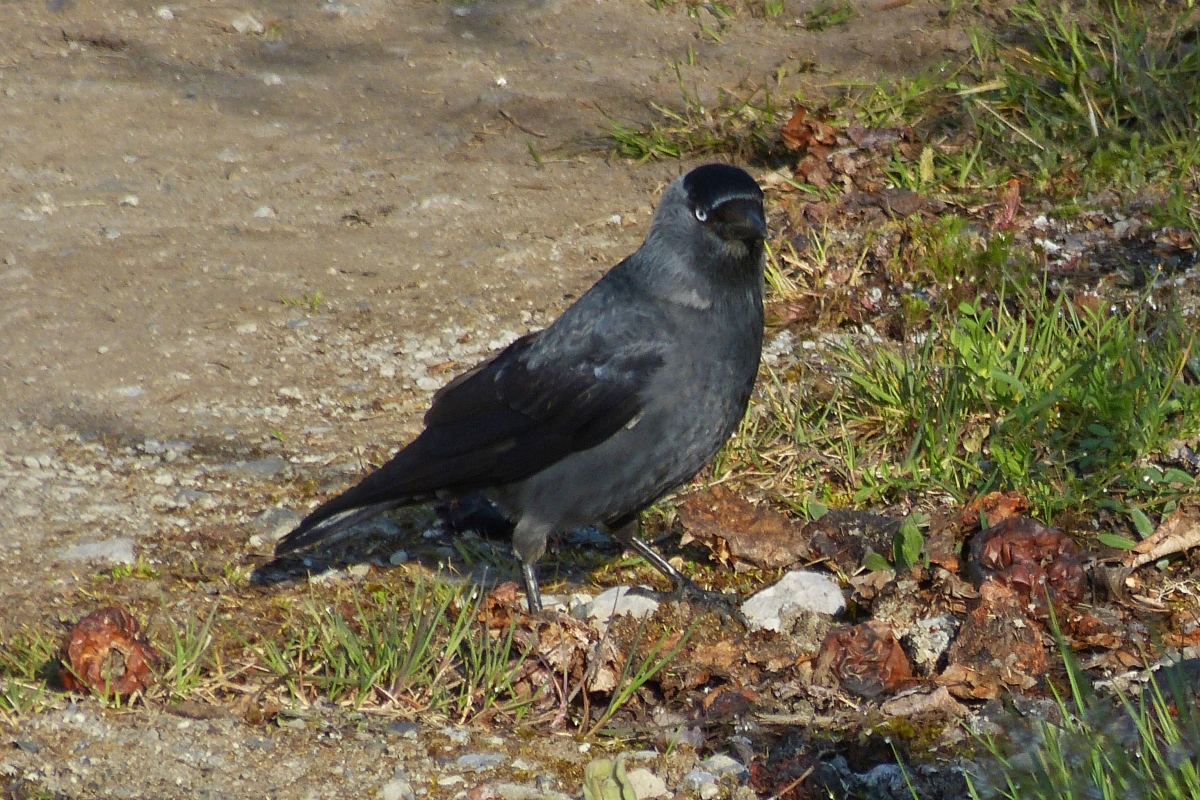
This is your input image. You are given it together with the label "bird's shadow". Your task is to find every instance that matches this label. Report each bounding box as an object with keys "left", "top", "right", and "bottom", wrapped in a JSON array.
[{"left": 250, "top": 493, "right": 624, "bottom": 596}]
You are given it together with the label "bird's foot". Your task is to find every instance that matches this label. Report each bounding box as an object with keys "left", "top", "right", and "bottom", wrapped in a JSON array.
[{"left": 665, "top": 578, "right": 748, "bottom": 627}]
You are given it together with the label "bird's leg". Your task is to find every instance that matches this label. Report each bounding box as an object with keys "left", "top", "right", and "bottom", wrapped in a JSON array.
[
  {"left": 520, "top": 561, "right": 543, "bottom": 614},
  {"left": 607, "top": 520, "right": 747, "bottom": 626},
  {"left": 512, "top": 517, "right": 550, "bottom": 614}
]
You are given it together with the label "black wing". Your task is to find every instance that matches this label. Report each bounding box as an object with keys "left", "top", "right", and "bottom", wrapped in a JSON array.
[{"left": 275, "top": 327, "right": 665, "bottom": 554}]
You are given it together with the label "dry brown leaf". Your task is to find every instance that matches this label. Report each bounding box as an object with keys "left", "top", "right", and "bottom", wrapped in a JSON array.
[
  {"left": 992, "top": 178, "right": 1021, "bottom": 230},
  {"left": 960, "top": 491, "right": 1030, "bottom": 530},
  {"left": 702, "top": 685, "right": 759, "bottom": 719},
  {"left": 677, "top": 485, "right": 808, "bottom": 569},
  {"left": 779, "top": 105, "right": 813, "bottom": 151},
  {"left": 1125, "top": 509, "right": 1200, "bottom": 569},
  {"left": 937, "top": 664, "right": 1000, "bottom": 700},
  {"left": 814, "top": 621, "right": 914, "bottom": 698},
  {"left": 879, "top": 686, "right": 968, "bottom": 720},
  {"left": 780, "top": 105, "right": 838, "bottom": 152}
]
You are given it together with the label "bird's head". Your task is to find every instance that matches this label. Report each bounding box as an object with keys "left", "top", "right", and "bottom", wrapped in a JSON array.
[
  {"left": 681, "top": 164, "right": 767, "bottom": 247},
  {"left": 637, "top": 164, "right": 767, "bottom": 305}
]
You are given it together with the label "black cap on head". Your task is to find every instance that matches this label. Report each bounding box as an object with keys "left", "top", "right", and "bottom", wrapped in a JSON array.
[
  {"left": 682, "top": 164, "right": 766, "bottom": 242},
  {"left": 682, "top": 164, "right": 763, "bottom": 216}
]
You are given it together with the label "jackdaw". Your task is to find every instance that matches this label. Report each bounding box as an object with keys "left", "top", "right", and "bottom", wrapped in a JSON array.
[{"left": 274, "top": 163, "right": 767, "bottom": 613}]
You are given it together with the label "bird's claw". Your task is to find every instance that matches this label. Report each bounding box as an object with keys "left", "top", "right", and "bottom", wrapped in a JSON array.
[{"left": 666, "top": 578, "right": 748, "bottom": 628}]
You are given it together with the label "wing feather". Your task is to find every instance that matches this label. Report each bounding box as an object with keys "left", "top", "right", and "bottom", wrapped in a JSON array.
[{"left": 275, "top": 321, "right": 665, "bottom": 554}]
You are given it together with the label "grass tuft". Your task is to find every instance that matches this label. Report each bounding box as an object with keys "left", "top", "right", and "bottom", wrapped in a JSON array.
[
  {"left": 801, "top": 0, "right": 855, "bottom": 30},
  {"left": 729, "top": 230, "right": 1200, "bottom": 523},
  {"left": 0, "top": 628, "right": 59, "bottom": 719},
  {"left": 244, "top": 579, "right": 535, "bottom": 722},
  {"left": 967, "top": 607, "right": 1200, "bottom": 798},
  {"left": 605, "top": 66, "right": 782, "bottom": 161}
]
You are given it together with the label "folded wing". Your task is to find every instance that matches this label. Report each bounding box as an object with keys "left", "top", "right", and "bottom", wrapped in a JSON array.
[{"left": 275, "top": 327, "right": 666, "bottom": 554}]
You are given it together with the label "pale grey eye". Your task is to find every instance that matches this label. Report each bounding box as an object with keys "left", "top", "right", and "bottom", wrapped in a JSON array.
[{"left": 694, "top": 208, "right": 708, "bottom": 222}]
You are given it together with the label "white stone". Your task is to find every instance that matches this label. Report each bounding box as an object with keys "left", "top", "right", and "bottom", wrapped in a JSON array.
[
  {"left": 378, "top": 777, "right": 415, "bottom": 800},
  {"left": 741, "top": 570, "right": 845, "bottom": 632},
  {"left": 681, "top": 769, "right": 716, "bottom": 790},
  {"left": 623, "top": 768, "right": 668, "bottom": 800},
  {"left": 61, "top": 538, "right": 135, "bottom": 565},
  {"left": 577, "top": 586, "right": 659, "bottom": 629},
  {"left": 701, "top": 754, "right": 747, "bottom": 780},
  {"left": 230, "top": 14, "right": 264, "bottom": 34}
]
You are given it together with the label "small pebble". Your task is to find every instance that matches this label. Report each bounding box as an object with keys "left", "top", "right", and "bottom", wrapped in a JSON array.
[
  {"left": 457, "top": 752, "right": 506, "bottom": 771},
  {"left": 701, "top": 755, "right": 748, "bottom": 781},
  {"left": 624, "top": 768, "right": 668, "bottom": 800},
  {"left": 379, "top": 776, "right": 415, "bottom": 800},
  {"left": 385, "top": 721, "right": 419, "bottom": 739},
  {"left": 120, "top": 195, "right": 140, "bottom": 207},
  {"left": 61, "top": 537, "right": 136, "bottom": 565},
  {"left": 230, "top": 13, "right": 264, "bottom": 34},
  {"left": 742, "top": 570, "right": 845, "bottom": 632},
  {"left": 253, "top": 205, "right": 276, "bottom": 218},
  {"left": 440, "top": 726, "right": 470, "bottom": 743},
  {"left": 155, "top": 6, "right": 174, "bottom": 20}
]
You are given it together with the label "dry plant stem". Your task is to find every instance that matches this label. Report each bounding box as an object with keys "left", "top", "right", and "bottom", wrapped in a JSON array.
[{"left": 763, "top": 767, "right": 815, "bottom": 800}]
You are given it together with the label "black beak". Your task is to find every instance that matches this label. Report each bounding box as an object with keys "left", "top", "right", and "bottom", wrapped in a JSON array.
[
  {"left": 720, "top": 201, "right": 768, "bottom": 242},
  {"left": 738, "top": 205, "right": 768, "bottom": 241}
]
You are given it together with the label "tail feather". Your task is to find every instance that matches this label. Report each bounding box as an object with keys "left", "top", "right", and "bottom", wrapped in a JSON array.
[{"left": 274, "top": 500, "right": 405, "bottom": 555}]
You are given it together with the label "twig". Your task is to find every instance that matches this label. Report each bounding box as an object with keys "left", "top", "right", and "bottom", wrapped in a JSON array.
[
  {"left": 764, "top": 767, "right": 815, "bottom": 800},
  {"left": 499, "top": 109, "right": 547, "bottom": 138},
  {"left": 974, "top": 100, "right": 1046, "bottom": 151}
]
